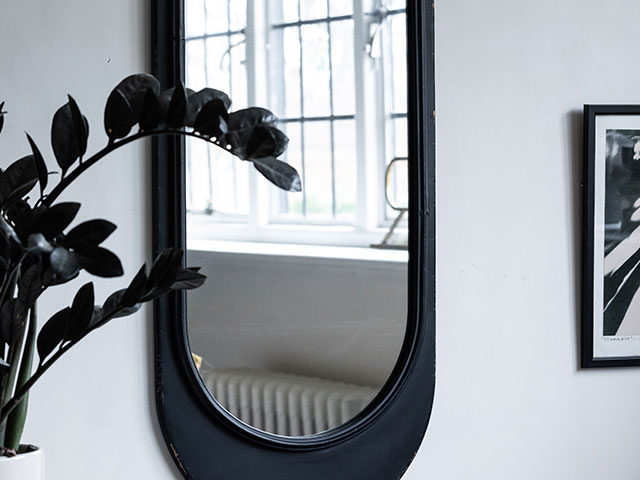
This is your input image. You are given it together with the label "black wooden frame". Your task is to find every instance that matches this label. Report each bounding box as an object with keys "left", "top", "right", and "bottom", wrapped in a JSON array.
[
  {"left": 582, "top": 104, "right": 640, "bottom": 368},
  {"left": 151, "top": 1, "right": 436, "bottom": 477}
]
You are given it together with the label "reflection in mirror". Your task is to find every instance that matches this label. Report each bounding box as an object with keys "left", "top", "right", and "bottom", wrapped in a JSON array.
[{"left": 184, "top": 0, "right": 408, "bottom": 436}]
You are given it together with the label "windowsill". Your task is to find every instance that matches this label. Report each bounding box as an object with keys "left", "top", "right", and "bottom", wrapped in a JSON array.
[{"left": 187, "top": 240, "right": 408, "bottom": 263}]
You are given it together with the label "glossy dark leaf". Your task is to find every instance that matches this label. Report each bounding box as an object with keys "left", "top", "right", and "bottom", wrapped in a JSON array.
[
  {"left": 0, "top": 299, "right": 16, "bottom": 346},
  {"left": 65, "top": 282, "right": 94, "bottom": 340},
  {"left": 2, "top": 177, "right": 38, "bottom": 211},
  {"left": 193, "top": 100, "right": 229, "bottom": 138},
  {"left": 121, "top": 264, "right": 147, "bottom": 307},
  {"left": 49, "top": 246, "right": 81, "bottom": 280},
  {"left": 0, "top": 155, "right": 37, "bottom": 205},
  {"left": 139, "top": 286, "right": 171, "bottom": 303},
  {"left": 67, "top": 95, "right": 89, "bottom": 159},
  {"left": 245, "top": 125, "right": 289, "bottom": 160},
  {"left": 139, "top": 88, "right": 162, "bottom": 131},
  {"left": 37, "top": 307, "right": 70, "bottom": 363},
  {"left": 147, "top": 248, "right": 182, "bottom": 289},
  {"left": 171, "top": 267, "right": 207, "bottom": 290},
  {"left": 18, "top": 263, "right": 45, "bottom": 310},
  {"left": 228, "top": 107, "right": 277, "bottom": 131},
  {"left": 102, "top": 289, "right": 142, "bottom": 319},
  {"left": 104, "top": 89, "right": 135, "bottom": 141},
  {"left": 0, "top": 101, "right": 5, "bottom": 134},
  {"left": 33, "top": 202, "right": 80, "bottom": 239},
  {"left": 110, "top": 74, "right": 161, "bottom": 120},
  {"left": 186, "top": 88, "right": 231, "bottom": 126},
  {"left": 26, "top": 233, "right": 54, "bottom": 255},
  {"left": 26, "top": 133, "right": 48, "bottom": 195},
  {"left": 252, "top": 157, "right": 302, "bottom": 192},
  {"left": 166, "top": 82, "right": 188, "bottom": 128},
  {"left": 89, "top": 306, "right": 103, "bottom": 328},
  {"left": 51, "top": 101, "right": 88, "bottom": 173},
  {"left": 64, "top": 219, "right": 116, "bottom": 249},
  {"left": 75, "top": 245, "right": 123, "bottom": 278}
]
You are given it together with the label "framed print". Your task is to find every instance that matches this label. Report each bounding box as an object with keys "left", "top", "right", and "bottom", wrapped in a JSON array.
[{"left": 583, "top": 105, "right": 640, "bottom": 367}]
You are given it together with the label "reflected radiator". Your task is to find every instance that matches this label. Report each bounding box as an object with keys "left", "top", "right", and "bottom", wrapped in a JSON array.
[{"left": 199, "top": 368, "right": 378, "bottom": 436}]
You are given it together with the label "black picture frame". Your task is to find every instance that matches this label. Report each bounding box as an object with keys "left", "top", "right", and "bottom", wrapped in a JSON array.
[
  {"left": 583, "top": 104, "right": 640, "bottom": 368},
  {"left": 151, "top": 1, "right": 436, "bottom": 478}
]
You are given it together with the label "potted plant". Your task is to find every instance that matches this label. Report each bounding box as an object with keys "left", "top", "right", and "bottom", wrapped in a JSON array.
[{"left": 0, "top": 74, "right": 298, "bottom": 478}]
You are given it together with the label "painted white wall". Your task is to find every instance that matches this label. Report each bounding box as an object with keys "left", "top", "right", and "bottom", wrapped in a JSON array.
[
  {"left": 0, "top": 1, "right": 179, "bottom": 479},
  {"left": 186, "top": 249, "right": 406, "bottom": 387},
  {"left": 406, "top": 1, "right": 640, "bottom": 479},
  {"left": 4, "top": 0, "right": 640, "bottom": 479}
]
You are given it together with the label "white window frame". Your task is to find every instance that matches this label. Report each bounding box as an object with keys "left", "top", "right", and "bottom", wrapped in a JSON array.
[{"left": 185, "top": 0, "right": 407, "bottom": 248}]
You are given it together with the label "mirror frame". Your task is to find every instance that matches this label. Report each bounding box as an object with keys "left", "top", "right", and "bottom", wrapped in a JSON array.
[{"left": 151, "top": 1, "right": 435, "bottom": 478}]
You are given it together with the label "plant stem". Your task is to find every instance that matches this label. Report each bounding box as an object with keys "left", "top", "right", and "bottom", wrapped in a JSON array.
[
  {"left": 5, "top": 305, "right": 37, "bottom": 450},
  {"left": 43, "top": 129, "right": 219, "bottom": 207},
  {"left": 0, "top": 307, "right": 27, "bottom": 446},
  {"left": 0, "top": 309, "right": 120, "bottom": 424}
]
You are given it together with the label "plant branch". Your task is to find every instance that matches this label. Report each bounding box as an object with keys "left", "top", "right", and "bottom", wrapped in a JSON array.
[{"left": 43, "top": 128, "right": 224, "bottom": 207}]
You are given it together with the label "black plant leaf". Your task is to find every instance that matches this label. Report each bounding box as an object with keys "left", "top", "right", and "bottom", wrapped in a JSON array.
[
  {"left": 193, "top": 99, "right": 229, "bottom": 138},
  {"left": 17, "top": 263, "right": 45, "bottom": 311},
  {"left": 0, "top": 155, "right": 37, "bottom": 205},
  {"left": 67, "top": 95, "right": 89, "bottom": 159},
  {"left": 74, "top": 245, "right": 123, "bottom": 278},
  {"left": 33, "top": 202, "right": 80, "bottom": 239},
  {"left": 147, "top": 248, "right": 182, "bottom": 290},
  {"left": 186, "top": 88, "right": 231, "bottom": 126},
  {"left": 109, "top": 74, "right": 161, "bottom": 121},
  {"left": 0, "top": 101, "right": 5, "bottom": 134},
  {"left": 102, "top": 289, "right": 141, "bottom": 319},
  {"left": 245, "top": 125, "right": 289, "bottom": 160},
  {"left": 64, "top": 219, "right": 116, "bottom": 249},
  {"left": 26, "top": 134, "right": 48, "bottom": 196},
  {"left": 252, "top": 157, "right": 302, "bottom": 192},
  {"left": 171, "top": 267, "right": 207, "bottom": 290},
  {"left": 121, "top": 264, "right": 147, "bottom": 307},
  {"left": 51, "top": 100, "right": 88, "bottom": 174},
  {"left": 0, "top": 299, "right": 16, "bottom": 347},
  {"left": 49, "top": 246, "right": 81, "bottom": 280},
  {"left": 65, "top": 282, "right": 94, "bottom": 341},
  {"left": 104, "top": 89, "right": 135, "bottom": 141},
  {"left": 166, "top": 82, "right": 189, "bottom": 128},
  {"left": 37, "top": 307, "right": 70, "bottom": 363},
  {"left": 26, "top": 233, "right": 53, "bottom": 255},
  {"left": 139, "top": 88, "right": 162, "bottom": 131},
  {"left": 228, "top": 107, "right": 277, "bottom": 131}
]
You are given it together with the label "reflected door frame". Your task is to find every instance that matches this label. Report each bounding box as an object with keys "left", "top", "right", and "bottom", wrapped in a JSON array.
[{"left": 151, "top": 1, "right": 435, "bottom": 478}]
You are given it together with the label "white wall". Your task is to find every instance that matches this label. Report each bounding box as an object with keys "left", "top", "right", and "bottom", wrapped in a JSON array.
[
  {"left": 0, "top": 1, "right": 178, "bottom": 479},
  {"left": 186, "top": 249, "right": 406, "bottom": 387},
  {"left": 4, "top": 0, "right": 640, "bottom": 479},
  {"left": 407, "top": 1, "right": 640, "bottom": 479}
]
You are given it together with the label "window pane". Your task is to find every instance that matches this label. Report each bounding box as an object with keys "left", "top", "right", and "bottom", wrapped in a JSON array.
[
  {"left": 300, "top": 0, "right": 327, "bottom": 21},
  {"left": 385, "top": 0, "right": 406, "bottom": 10},
  {"left": 393, "top": 117, "right": 408, "bottom": 159},
  {"left": 210, "top": 146, "right": 250, "bottom": 215},
  {"left": 304, "top": 121, "right": 333, "bottom": 218},
  {"left": 329, "top": 0, "right": 353, "bottom": 17},
  {"left": 271, "top": 0, "right": 299, "bottom": 24},
  {"left": 229, "top": 34, "right": 247, "bottom": 108},
  {"left": 186, "top": 40, "right": 206, "bottom": 91},
  {"left": 277, "top": 122, "right": 304, "bottom": 216},
  {"left": 205, "top": 36, "right": 231, "bottom": 93},
  {"left": 270, "top": 27, "right": 302, "bottom": 119},
  {"left": 390, "top": 13, "right": 407, "bottom": 114},
  {"left": 333, "top": 120, "right": 357, "bottom": 219},
  {"left": 229, "top": 0, "right": 247, "bottom": 31},
  {"left": 204, "top": 0, "right": 228, "bottom": 33},
  {"left": 186, "top": 0, "right": 206, "bottom": 38},
  {"left": 330, "top": 20, "right": 355, "bottom": 116},
  {"left": 186, "top": 137, "right": 211, "bottom": 212},
  {"left": 301, "top": 24, "right": 330, "bottom": 118}
]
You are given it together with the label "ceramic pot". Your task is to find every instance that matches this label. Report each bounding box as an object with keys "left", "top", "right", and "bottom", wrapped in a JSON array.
[{"left": 0, "top": 445, "right": 44, "bottom": 480}]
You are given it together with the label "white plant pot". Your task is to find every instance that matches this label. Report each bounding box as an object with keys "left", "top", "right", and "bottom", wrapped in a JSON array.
[{"left": 0, "top": 446, "right": 44, "bottom": 480}]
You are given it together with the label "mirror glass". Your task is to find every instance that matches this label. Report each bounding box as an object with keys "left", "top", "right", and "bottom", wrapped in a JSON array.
[{"left": 184, "top": 0, "right": 408, "bottom": 437}]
